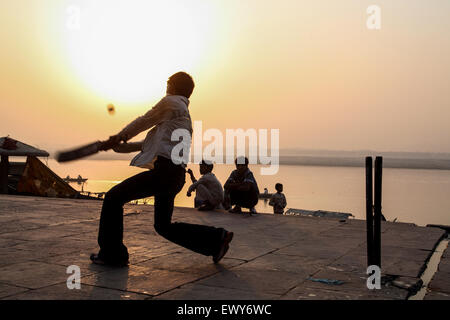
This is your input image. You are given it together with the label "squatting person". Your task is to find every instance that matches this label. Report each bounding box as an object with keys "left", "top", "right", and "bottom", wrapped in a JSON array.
[
  {"left": 223, "top": 156, "right": 260, "bottom": 214},
  {"left": 186, "top": 160, "right": 224, "bottom": 211}
]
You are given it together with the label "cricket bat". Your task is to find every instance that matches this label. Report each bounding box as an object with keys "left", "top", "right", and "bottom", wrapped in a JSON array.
[
  {"left": 55, "top": 140, "right": 117, "bottom": 163},
  {"left": 55, "top": 140, "right": 142, "bottom": 163}
]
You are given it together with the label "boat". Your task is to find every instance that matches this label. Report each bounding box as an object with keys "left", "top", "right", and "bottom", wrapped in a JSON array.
[
  {"left": 63, "top": 175, "right": 88, "bottom": 183},
  {"left": 258, "top": 188, "right": 273, "bottom": 199},
  {"left": 284, "top": 208, "right": 354, "bottom": 219}
]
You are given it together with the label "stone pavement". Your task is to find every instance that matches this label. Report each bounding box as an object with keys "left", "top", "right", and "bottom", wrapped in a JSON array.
[
  {"left": 425, "top": 241, "right": 450, "bottom": 300},
  {"left": 0, "top": 194, "right": 448, "bottom": 300}
]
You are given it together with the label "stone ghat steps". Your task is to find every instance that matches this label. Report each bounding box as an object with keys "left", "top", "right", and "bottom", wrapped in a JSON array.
[{"left": 0, "top": 194, "right": 447, "bottom": 300}]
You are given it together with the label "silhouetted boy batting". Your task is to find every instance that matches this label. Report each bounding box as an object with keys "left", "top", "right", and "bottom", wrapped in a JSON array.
[{"left": 90, "top": 72, "right": 233, "bottom": 266}]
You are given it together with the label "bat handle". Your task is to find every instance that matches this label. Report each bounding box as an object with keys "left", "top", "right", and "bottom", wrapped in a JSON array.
[{"left": 98, "top": 139, "right": 119, "bottom": 151}]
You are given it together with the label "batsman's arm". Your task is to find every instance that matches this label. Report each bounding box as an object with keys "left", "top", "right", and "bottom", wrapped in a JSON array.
[
  {"left": 103, "top": 99, "right": 168, "bottom": 150},
  {"left": 112, "top": 141, "right": 143, "bottom": 153},
  {"left": 116, "top": 98, "right": 168, "bottom": 142}
]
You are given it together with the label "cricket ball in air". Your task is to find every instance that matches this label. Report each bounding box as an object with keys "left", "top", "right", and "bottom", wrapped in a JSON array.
[{"left": 107, "top": 104, "right": 115, "bottom": 115}]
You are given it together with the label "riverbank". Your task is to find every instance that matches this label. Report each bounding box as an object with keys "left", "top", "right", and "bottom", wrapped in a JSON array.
[
  {"left": 0, "top": 194, "right": 448, "bottom": 300},
  {"left": 47, "top": 159, "right": 450, "bottom": 227}
]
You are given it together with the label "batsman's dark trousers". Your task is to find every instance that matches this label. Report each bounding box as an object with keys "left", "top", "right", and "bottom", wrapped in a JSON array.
[{"left": 97, "top": 156, "right": 226, "bottom": 263}]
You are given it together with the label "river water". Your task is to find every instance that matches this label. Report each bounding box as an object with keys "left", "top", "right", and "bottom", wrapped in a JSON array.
[{"left": 47, "top": 159, "right": 450, "bottom": 227}]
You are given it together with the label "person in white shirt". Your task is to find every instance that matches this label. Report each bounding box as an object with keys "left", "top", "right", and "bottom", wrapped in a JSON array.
[
  {"left": 186, "top": 160, "right": 224, "bottom": 211},
  {"left": 90, "top": 72, "right": 233, "bottom": 267}
]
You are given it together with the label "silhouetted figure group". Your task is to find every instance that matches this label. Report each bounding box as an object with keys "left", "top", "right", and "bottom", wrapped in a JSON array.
[
  {"left": 187, "top": 160, "right": 287, "bottom": 215},
  {"left": 187, "top": 157, "right": 260, "bottom": 215}
]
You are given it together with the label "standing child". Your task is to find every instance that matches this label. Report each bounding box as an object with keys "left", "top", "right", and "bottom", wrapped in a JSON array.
[{"left": 269, "top": 183, "right": 287, "bottom": 214}]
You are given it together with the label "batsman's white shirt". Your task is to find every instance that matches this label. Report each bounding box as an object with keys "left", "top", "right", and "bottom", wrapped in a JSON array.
[{"left": 118, "top": 94, "right": 192, "bottom": 169}]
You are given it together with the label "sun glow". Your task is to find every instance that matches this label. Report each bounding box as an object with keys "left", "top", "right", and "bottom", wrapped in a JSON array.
[{"left": 63, "top": 0, "right": 217, "bottom": 103}]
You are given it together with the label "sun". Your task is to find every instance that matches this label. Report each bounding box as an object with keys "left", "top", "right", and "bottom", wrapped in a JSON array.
[{"left": 63, "top": 0, "right": 216, "bottom": 103}]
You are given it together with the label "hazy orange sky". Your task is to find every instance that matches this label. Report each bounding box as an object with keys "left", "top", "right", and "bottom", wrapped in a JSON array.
[{"left": 1, "top": 0, "right": 449, "bottom": 154}]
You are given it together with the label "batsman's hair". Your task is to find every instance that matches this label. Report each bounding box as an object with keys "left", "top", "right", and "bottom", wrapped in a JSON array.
[{"left": 168, "top": 72, "right": 195, "bottom": 98}]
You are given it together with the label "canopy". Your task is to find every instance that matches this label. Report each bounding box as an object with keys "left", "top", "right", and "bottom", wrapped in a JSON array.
[{"left": 0, "top": 137, "right": 49, "bottom": 157}]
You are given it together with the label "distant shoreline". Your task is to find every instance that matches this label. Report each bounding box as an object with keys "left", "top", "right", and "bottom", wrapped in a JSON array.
[
  {"left": 279, "top": 156, "right": 450, "bottom": 171},
  {"left": 47, "top": 154, "right": 450, "bottom": 171}
]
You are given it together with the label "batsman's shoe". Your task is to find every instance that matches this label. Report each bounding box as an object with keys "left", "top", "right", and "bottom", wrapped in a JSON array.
[{"left": 213, "top": 231, "right": 234, "bottom": 264}]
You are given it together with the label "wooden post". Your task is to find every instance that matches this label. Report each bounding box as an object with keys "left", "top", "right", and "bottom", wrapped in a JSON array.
[
  {"left": 374, "top": 156, "right": 383, "bottom": 268},
  {"left": 365, "top": 156, "right": 374, "bottom": 266},
  {"left": 0, "top": 155, "right": 9, "bottom": 194}
]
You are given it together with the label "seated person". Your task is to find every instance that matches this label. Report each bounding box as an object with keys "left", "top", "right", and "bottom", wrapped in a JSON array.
[
  {"left": 269, "top": 183, "right": 287, "bottom": 214},
  {"left": 223, "top": 157, "right": 259, "bottom": 214},
  {"left": 186, "top": 160, "right": 224, "bottom": 211}
]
